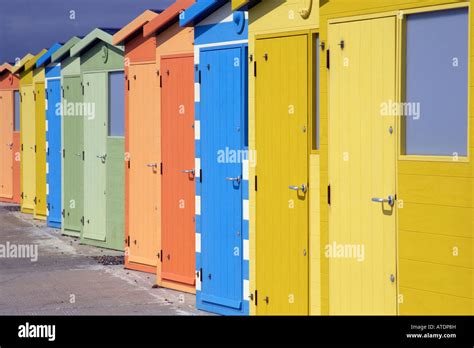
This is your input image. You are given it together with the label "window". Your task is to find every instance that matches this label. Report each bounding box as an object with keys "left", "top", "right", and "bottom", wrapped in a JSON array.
[
  {"left": 14, "top": 91, "right": 20, "bottom": 131},
  {"left": 312, "top": 33, "right": 319, "bottom": 151},
  {"left": 108, "top": 71, "right": 125, "bottom": 136},
  {"left": 404, "top": 8, "right": 468, "bottom": 156}
]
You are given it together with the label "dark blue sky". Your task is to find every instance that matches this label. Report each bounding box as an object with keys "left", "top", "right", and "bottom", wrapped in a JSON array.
[{"left": 0, "top": 0, "right": 174, "bottom": 63}]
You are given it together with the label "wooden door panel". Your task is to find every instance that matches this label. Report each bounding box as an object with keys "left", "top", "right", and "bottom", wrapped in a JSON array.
[
  {"left": 161, "top": 55, "right": 195, "bottom": 285},
  {"left": 328, "top": 17, "right": 397, "bottom": 315},
  {"left": 128, "top": 63, "right": 160, "bottom": 266},
  {"left": 255, "top": 35, "right": 309, "bottom": 315}
]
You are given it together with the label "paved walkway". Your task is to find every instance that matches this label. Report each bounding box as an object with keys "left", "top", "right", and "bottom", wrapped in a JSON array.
[{"left": 0, "top": 203, "right": 206, "bottom": 315}]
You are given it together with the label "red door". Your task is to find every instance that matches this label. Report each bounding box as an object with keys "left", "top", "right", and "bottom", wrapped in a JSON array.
[{"left": 161, "top": 55, "right": 195, "bottom": 286}]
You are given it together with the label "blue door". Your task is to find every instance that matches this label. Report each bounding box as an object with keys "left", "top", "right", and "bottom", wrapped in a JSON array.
[
  {"left": 199, "top": 46, "right": 244, "bottom": 313},
  {"left": 46, "top": 79, "right": 62, "bottom": 228}
]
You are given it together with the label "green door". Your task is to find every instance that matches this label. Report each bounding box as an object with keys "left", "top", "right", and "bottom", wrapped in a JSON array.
[
  {"left": 63, "top": 76, "right": 84, "bottom": 236},
  {"left": 83, "top": 72, "right": 107, "bottom": 241}
]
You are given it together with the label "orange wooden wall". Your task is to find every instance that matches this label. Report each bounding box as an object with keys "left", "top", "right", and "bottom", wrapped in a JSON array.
[{"left": 0, "top": 69, "right": 20, "bottom": 204}]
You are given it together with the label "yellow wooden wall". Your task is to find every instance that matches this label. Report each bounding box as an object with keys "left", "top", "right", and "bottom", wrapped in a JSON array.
[
  {"left": 234, "top": 0, "right": 319, "bottom": 315},
  {"left": 319, "top": 0, "right": 472, "bottom": 315}
]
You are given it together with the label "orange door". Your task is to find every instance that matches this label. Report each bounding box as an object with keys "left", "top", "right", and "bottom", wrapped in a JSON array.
[
  {"left": 128, "top": 63, "right": 160, "bottom": 268},
  {"left": 161, "top": 55, "right": 195, "bottom": 286},
  {"left": 0, "top": 90, "right": 13, "bottom": 199}
]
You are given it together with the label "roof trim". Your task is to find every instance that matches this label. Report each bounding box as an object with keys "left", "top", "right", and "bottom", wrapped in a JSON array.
[
  {"left": 180, "top": 0, "right": 227, "bottom": 27},
  {"left": 143, "top": 0, "right": 195, "bottom": 38},
  {"left": 10, "top": 53, "right": 34, "bottom": 74},
  {"left": 0, "top": 63, "right": 16, "bottom": 75},
  {"left": 13, "top": 50, "right": 47, "bottom": 74},
  {"left": 70, "top": 28, "right": 124, "bottom": 57},
  {"left": 113, "top": 10, "right": 160, "bottom": 45},
  {"left": 51, "top": 36, "right": 82, "bottom": 64},
  {"left": 36, "top": 43, "right": 63, "bottom": 68},
  {"left": 232, "top": 0, "right": 260, "bottom": 11}
]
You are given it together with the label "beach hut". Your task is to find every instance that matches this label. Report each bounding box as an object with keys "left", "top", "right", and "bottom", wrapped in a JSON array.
[
  {"left": 14, "top": 50, "right": 47, "bottom": 215},
  {"left": 319, "top": 0, "right": 472, "bottom": 315},
  {"left": 36, "top": 43, "right": 64, "bottom": 228},
  {"left": 143, "top": 0, "right": 196, "bottom": 293},
  {"left": 180, "top": 0, "right": 249, "bottom": 315},
  {"left": 32, "top": 50, "right": 50, "bottom": 220},
  {"left": 50, "top": 36, "right": 83, "bottom": 237},
  {"left": 113, "top": 10, "right": 161, "bottom": 273},
  {"left": 0, "top": 63, "right": 21, "bottom": 204},
  {"left": 70, "top": 29, "right": 125, "bottom": 251},
  {"left": 232, "top": 0, "right": 318, "bottom": 315}
]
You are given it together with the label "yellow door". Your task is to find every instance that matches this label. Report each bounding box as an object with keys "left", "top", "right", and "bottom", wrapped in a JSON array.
[
  {"left": 21, "top": 85, "right": 36, "bottom": 213},
  {"left": 35, "top": 82, "right": 47, "bottom": 218},
  {"left": 328, "top": 17, "right": 397, "bottom": 315},
  {"left": 255, "top": 34, "right": 309, "bottom": 315}
]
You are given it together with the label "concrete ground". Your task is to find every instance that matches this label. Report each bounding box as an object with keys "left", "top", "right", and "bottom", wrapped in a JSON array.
[{"left": 0, "top": 203, "right": 207, "bottom": 315}]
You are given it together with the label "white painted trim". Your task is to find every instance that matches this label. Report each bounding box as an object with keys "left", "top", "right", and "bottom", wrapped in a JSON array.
[
  {"left": 196, "top": 233, "right": 201, "bottom": 253},
  {"left": 243, "top": 239, "right": 249, "bottom": 261},
  {"left": 195, "top": 196, "right": 201, "bottom": 216},
  {"left": 194, "top": 120, "right": 201, "bottom": 140},
  {"left": 243, "top": 199, "right": 249, "bottom": 221}
]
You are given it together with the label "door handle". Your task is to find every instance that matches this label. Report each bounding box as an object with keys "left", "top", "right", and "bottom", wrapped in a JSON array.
[
  {"left": 289, "top": 184, "right": 307, "bottom": 193},
  {"left": 372, "top": 195, "right": 395, "bottom": 207},
  {"left": 147, "top": 163, "right": 158, "bottom": 168},
  {"left": 181, "top": 169, "right": 195, "bottom": 175},
  {"left": 226, "top": 176, "right": 241, "bottom": 184}
]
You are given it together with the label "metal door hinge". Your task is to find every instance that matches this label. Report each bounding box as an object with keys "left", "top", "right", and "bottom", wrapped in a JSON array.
[
  {"left": 127, "top": 79, "right": 130, "bottom": 91},
  {"left": 45, "top": 89, "right": 48, "bottom": 100},
  {"left": 34, "top": 145, "right": 36, "bottom": 153},
  {"left": 33, "top": 197, "right": 37, "bottom": 204},
  {"left": 199, "top": 169, "right": 202, "bottom": 183},
  {"left": 33, "top": 91, "right": 36, "bottom": 101},
  {"left": 255, "top": 175, "right": 258, "bottom": 191},
  {"left": 81, "top": 83, "right": 84, "bottom": 95},
  {"left": 200, "top": 267, "right": 203, "bottom": 282},
  {"left": 21, "top": 144, "right": 23, "bottom": 151},
  {"left": 62, "top": 209, "right": 65, "bottom": 218},
  {"left": 328, "top": 185, "right": 331, "bottom": 205},
  {"left": 82, "top": 151, "right": 85, "bottom": 161},
  {"left": 80, "top": 216, "right": 84, "bottom": 226},
  {"left": 159, "top": 75, "right": 162, "bottom": 88},
  {"left": 326, "top": 49, "right": 330, "bottom": 69},
  {"left": 62, "top": 149, "right": 65, "bottom": 158},
  {"left": 61, "top": 87, "right": 64, "bottom": 98},
  {"left": 198, "top": 70, "right": 201, "bottom": 84},
  {"left": 255, "top": 290, "right": 258, "bottom": 306},
  {"left": 160, "top": 250, "right": 163, "bottom": 262},
  {"left": 127, "top": 160, "right": 130, "bottom": 169},
  {"left": 160, "top": 162, "right": 163, "bottom": 175},
  {"left": 253, "top": 61, "right": 257, "bottom": 77},
  {"left": 127, "top": 236, "right": 130, "bottom": 246},
  {"left": 21, "top": 192, "right": 24, "bottom": 199}
]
